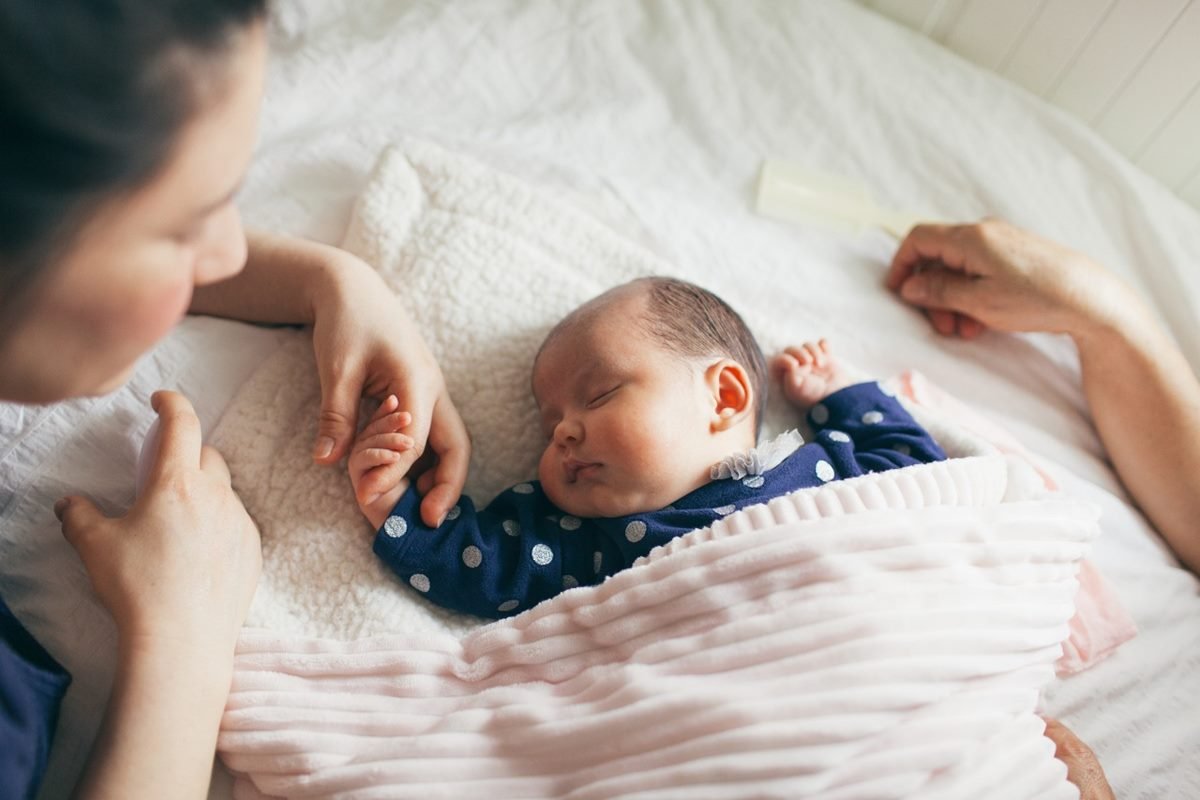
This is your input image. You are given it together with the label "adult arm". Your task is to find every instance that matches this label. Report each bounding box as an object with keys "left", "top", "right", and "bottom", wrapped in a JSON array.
[
  {"left": 58, "top": 392, "right": 260, "bottom": 799},
  {"left": 190, "top": 230, "right": 469, "bottom": 526},
  {"left": 886, "top": 219, "right": 1200, "bottom": 574}
]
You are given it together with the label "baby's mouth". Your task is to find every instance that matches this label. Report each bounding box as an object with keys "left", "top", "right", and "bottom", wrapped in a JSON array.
[{"left": 564, "top": 458, "right": 601, "bottom": 483}]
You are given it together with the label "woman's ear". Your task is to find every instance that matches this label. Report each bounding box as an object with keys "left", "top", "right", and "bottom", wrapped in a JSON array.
[{"left": 706, "top": 359, "right": 753, "bottom": 432}]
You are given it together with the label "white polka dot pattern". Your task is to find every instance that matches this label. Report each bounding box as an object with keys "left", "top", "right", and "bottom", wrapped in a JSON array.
[
  {"left": 513, "top": 483, "right": 534, "bottom": 495},
  {"left": 497, "top": 600, "right": 519, "bottom": 613},
  {"left": 560, "top": 515, "right": 581, "bottom": 530},
  {"left": 409, "top": 574, "right": 430, "bottom": 593},
  {"left": 895, "top": 443, "right": 911, "bottom": 456},
  {"left": 713, "top": 504, "right": 736, "bottom": 515},
  {"left": 445, "top": 505, "right": 461, "bottom": 521},
  {"left": 502, "top": 520, "right": 520, "bottom": 537},
  {"left": 825, "top": 430, "right": 850, "bottom": 443},
  {"left": 562, "top": 575, "right": 578, "bottom": 589},
  {"left": 815, "top": 460, "right": 835, "bottom": 482},
  {"left": 862, "top": 411, "right": 884, "bottom": 425},
  {"left": 810, "top": 404, "right": 829, "bottom": 425},
  {"left": 531, "top": 544, "right": 554, "bottom": 565},
  {"left": 743, "top": 475, "right": 765, "bottom": 489},
  {"left": 625, "top": 521, "right": 647, "bottom": 543},
  {"left": 462, "top": 546, "right": 482, "bottom": 568},
  {"left": 593, "top": 551, "right": 603, "bottom": 573},
  {"left": 383, "top": 516, "right": 407, "bottom": 538}
]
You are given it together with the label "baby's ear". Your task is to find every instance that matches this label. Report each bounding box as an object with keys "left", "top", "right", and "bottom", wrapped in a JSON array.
[{"left": 706, "top": 359, "right": 753, "bottom": 432}]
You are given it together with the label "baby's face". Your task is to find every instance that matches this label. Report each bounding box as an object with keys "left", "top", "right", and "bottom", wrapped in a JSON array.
[{"left": 532, "top": 295, "right": 721, "bottom": 519}]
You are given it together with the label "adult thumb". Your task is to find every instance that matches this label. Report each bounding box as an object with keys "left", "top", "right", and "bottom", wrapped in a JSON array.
[
  {"left": 55, "top": 495, "right": 108, "bottom": 551},
  {"left": 900, "top": 269, "right": 975, "bottom": 313},
  {"left": 313, "top": 371, "right": 361, "bottom": 464}
]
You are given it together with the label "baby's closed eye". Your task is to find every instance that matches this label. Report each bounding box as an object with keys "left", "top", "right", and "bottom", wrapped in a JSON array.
[{"left": 586, "top": 385, "right": 620, "bottom": 408}]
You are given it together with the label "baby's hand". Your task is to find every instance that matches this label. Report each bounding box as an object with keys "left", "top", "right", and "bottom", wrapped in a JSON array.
[
  {"left": 349, "top": 394, "right": 415, "bottom": 529},
  {"left": 772, "top": 339, "right": 857, "bottom": 410}
]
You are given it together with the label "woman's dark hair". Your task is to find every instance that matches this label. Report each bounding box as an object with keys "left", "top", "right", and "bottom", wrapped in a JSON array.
[{"left": 0, "top": 0, "right": 268, "bottom": 332}]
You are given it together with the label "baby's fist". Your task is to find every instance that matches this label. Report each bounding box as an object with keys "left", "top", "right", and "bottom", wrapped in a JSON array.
[{"left": 772, "top": 339, "right": 856, "bottom": 410}]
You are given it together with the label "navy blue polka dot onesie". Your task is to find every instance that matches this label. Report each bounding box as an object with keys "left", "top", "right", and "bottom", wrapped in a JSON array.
[{"left": 374, "top": 382, "right": 946, "bottom": 619}]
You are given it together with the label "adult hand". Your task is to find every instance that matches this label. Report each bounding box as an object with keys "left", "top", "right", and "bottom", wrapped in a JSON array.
[
  {"left": 54, "top": 390, "right": 261, "bottom": 659},
  {"left": 308, "top": 255, "right": 470, "bottom": 527},
  {"left": 1043, "top": 717, "right": 1117, "bottom": 800},
  {"left": 885, "top": 218, "right": 1127, "bottom": 339}
]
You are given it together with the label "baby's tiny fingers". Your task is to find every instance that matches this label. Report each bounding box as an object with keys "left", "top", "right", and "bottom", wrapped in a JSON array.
[
  {"left": 783, "top": 345, "right": 811, "bottom": 365},
  {"left": 361, "top": 432, "right": 415, "bottom": 453},
  {"left": 369, "top": 394, "right": 399, "bottom": 422},
  {"left": 770, "top": 353, "right": 797, "bottom": 379},
  {"left": 361, "top": 413, "right": 416, "bottom": 439}
]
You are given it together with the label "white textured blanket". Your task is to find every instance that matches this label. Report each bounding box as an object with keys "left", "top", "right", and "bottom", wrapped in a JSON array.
[{"left": 220, "top": 456, "right": 1097, "bottom": 799}]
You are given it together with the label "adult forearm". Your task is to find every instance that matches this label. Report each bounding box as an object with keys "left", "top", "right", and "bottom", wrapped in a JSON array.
[
  {"left": 189, "top": 230, "right": 374, "bottom": 324},
  {"left": 1071, "top": 299, "right": 1200, "bottom": 573},
  {"left": 72, "top": 638, "right": 232, "bottom": 800}
]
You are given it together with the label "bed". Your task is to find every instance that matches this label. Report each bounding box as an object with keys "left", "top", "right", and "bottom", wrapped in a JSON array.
[{"left": 2, "top": 2, "right": 1198, "bottom": 798}]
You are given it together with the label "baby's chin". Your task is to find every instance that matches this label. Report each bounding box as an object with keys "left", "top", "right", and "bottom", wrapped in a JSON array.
[{"left": 541, "top": 473, "right": 663, "bottom": 520}]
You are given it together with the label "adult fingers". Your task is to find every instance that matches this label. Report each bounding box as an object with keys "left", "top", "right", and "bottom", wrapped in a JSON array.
[
  {"left": 885, "top": 222, "right": 969, "bottom": 291},
  {"left": 147, "top": 391, "right": 203, "bottom": 482},
  {"left": 55, "top": 494, "right": 110, "bottom": 552},
  {"left": 956, "top": 314, "right": 987, "bottom": 339},
  {"left": 313, "top": 360, "right": 363, "bottom": 464},
  {"left": 899, "top": 267, "right": 979, "bottom": 316},
  {"left": 417, "top": 394, "right": 471, "bottom": 527},
  {"left": 928, "top": 308, "right": 958, "bottom": 336}
]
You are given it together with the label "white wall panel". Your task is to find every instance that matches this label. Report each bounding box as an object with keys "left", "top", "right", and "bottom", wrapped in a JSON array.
[
  {"left": 1048, "top": 0, "right": 1187, "bottom": 123},
  {"left": 1000, "top": 0, "right": 1115, "bottom": 97},
  {"left": 1137, "top": 81, "right": 1200, "bottom": 189},
  {"left": 1180, "top": 167, "right": 1200, "bottom": 209},
  {"left": 943, "top": 0, "right": 1043, "bottom": 72},
  {"left": 1094, "top": 0, "right": 1200, "bottom": 155},
  {"left": 858, "top": 0, "right": 1200, "bottom": 211}
]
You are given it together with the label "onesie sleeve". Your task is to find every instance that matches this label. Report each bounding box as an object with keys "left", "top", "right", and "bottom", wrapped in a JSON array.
[
  {"left": 806, "top": 382, "right": 946, "bottom": 475},
  {"left": 373, "top": 481, "right": 601, "bottom": 619}
]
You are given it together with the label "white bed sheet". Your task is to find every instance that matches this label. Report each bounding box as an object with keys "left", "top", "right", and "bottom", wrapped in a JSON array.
[{"left": 1, "top": 1, "right": 1197, "bottom": 798}]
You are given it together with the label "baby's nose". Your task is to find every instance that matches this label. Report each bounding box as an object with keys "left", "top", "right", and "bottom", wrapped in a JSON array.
[{"left": 554, "top": 418, "right": 584, "bottom": 445}]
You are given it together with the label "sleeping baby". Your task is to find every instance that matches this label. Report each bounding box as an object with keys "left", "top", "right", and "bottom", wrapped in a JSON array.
[{"left": 349, "top": 277, "right": 946, "bottom": 618}]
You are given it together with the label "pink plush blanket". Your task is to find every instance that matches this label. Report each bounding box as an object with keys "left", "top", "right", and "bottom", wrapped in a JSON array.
[{"left": 219, "top": 456, "right": 1096, "bottom": 799}]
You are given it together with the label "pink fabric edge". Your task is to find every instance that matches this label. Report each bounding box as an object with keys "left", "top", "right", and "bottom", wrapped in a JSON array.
[{"left": 894, "top": 370, "right": 1137, "bottom": 676}]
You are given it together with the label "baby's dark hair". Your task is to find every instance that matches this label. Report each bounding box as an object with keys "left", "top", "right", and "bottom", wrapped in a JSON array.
[
  {"left": 542, "top": 276, "right": 767, "bottom": 435},
  {"left": 635, "top": 277, "right": 767, "bottom": 436}
]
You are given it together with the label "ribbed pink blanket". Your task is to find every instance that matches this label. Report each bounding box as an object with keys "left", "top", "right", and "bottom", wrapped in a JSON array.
[{"left": 220, "top": 456, "right": 1096, "bottom": 799}]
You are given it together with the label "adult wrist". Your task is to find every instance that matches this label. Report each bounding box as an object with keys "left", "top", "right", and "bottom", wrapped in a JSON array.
[
  {"left": 117, "top": 632, "right": 235, "bottom": 700},
  {"left": 305, "top": 246, "right": 382, "bottom": 322}
]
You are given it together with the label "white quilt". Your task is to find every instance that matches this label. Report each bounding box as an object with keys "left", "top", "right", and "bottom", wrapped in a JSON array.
[
  {"left": 1, "top": 2, "right": 1198, "bottom": 798},
  {"left": 219, "top": 457, "right": 1095, "bottom": 800}
]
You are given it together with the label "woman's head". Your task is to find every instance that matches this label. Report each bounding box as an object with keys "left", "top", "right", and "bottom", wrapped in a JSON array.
[
  {"left": 0, "top": 0, "right": 269, "bottom": 403},
  {"left": 532, "top": 277, "right": 766, "bottom": 518}
]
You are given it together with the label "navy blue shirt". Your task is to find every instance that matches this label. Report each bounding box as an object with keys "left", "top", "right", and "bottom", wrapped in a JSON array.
[
  {"left": 1, "top": 593, "right": 71, "bottom": 800},
  {"left": 375, "top": 382, "right": 945, "bottom": 619}
]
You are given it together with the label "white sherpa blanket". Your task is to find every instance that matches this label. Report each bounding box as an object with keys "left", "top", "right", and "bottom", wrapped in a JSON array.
[{"left": 219, "top": 455, "right": 1097, "bottom": 800}]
